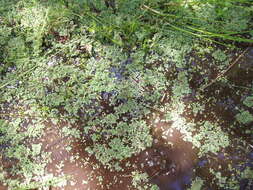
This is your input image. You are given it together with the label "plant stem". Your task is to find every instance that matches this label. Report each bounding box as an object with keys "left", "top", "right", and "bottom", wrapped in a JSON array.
[{"left": 200, "top": 47, "right": 250, "bottom": 91}]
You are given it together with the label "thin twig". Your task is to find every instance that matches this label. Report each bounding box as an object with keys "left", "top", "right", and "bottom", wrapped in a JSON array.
[{"left": 200, "top": 47, "right": 250, "bottom": 91}]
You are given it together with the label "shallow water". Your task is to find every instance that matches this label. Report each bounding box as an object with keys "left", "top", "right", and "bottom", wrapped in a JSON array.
[
  {"left": 136, "top": 47, "right": 253, "bottom": 190},
  {"left": 1, "top": 48, "right": 253, "bottom": 190}
]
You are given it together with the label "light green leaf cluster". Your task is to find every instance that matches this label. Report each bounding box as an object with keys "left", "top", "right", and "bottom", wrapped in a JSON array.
[
  {"left": 212, "top": 49, "right": 227, "bottom": 62},
  {"left": 86, "top": 120, "right": 152, "bottom": 168},
  {"left": 0, "top": 116, "right": 61, "bottom": 189},
  {"left": 172, "top": 71, "right": 191, "bottom": 100},
  {"left": 194, "top": 121, "right": 230, "bottom": 156},
  {"left": 243, "top": 96, "right": 253, "bottom": 107},
  {"left": 241, "top": 167, "right": 253, "bottom": 179},
  {"left": 236, "top": 110, "right": 253, "bottom": 124},
  {"left": 188, "top": 177, "right": 204, "bottom": 190},
  {"left": 131, "top": 171, "right": 159, "bottom": 190}
]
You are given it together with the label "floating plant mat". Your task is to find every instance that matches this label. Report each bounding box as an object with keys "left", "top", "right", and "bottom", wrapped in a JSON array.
[{"left": 0, "top": 0, "right": 253, "bottom": 190}]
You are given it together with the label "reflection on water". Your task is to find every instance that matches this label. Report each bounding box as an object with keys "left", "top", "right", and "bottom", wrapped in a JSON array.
[{"left": 136, "top": 127, "right": 196, "bottom": 190}]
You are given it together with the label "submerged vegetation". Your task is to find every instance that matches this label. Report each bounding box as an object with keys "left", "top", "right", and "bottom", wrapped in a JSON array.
[{"left": 0, "top": 0, "right": 253, "bottom": 189}]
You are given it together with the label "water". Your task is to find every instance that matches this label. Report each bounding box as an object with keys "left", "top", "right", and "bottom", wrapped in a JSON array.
[{"left": 141, "top": 47, "right": 253, "bottom": 190}]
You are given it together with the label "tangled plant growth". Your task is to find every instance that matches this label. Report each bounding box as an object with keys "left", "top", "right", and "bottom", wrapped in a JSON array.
[{"left": 0, "top": 0, "right": 253, "bottom": 189}]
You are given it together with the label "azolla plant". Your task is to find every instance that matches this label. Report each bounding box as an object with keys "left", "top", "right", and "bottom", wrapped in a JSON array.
[{"left": 0, "top": 0, "right": 253, "bottom": 189}]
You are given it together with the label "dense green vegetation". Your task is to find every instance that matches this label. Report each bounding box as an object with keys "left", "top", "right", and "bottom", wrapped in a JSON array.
[{"left": 0, "top": 0, "right": 253, "bottom": 189}]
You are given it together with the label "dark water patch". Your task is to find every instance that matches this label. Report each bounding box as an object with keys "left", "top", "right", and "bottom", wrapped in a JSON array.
[
  {"left": 195, "top": 139, "right": 253, "bottom": 189},
  {"left": 109, "top": 57, "right": 133, "bottom": 81},
  {"left": 147, "top": 144, "right": 195, "bottom": 190},
  {"left": 134, "top": 127, "right": 197, "bottom": 190},
  {"left": 193, "top": 52, "right": 253, "bottom": 140},
  {"left": 75, "top": 120, "right": 198, "bottom": 189},
  {"left": 226, "top": 47, "right": 253, "bottom": 87},
  {"left": 239, "top": 179, "right": 253, "bottom": 190},
  {"left": 176, "top": 47, "right": 253, "bottom": 190}
]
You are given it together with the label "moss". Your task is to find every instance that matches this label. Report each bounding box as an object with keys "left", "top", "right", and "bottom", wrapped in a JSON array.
[
  {"left": 172, "top": 71, "right": 191, "bottom": 100},
  {"left": 131, "top": 171, "right": 159, "bottom": 190}
]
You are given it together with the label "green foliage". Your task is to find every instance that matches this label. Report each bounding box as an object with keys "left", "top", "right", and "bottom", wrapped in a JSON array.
[
  {"left": 241, "top": 167, "right": 253, "bottom": 179},
  {"left": 131, "top": 171, "right": 159, "bottom": 190},
  {"left": 0, "top": 118, "right": 65, "bottom": 189},
  {"left": 188, "top": 177, "right": 204, "bottom": 190},
  {"left": 172, "top": 71, "right": 191, "bottom": 98},
  {"left": 86, "top": 120, "right": 152, "bottom": 168},
  {"left": 212, "top": 49, "right": 227, "bottom": 62},
  {"left": 243, "top": 95, "right": 253, "bottom": 107},
  {"left": 0, "top": 0, "right": 253, "bottom": 189},
  {"left": 236, "top": 110, "right": 253, "bottom": 124},
  {"left": 209, "top": 168, "right": 240, "bottom": 190},
  {"left": 194, "top": 121, "right": 230, "bottom": 156}
]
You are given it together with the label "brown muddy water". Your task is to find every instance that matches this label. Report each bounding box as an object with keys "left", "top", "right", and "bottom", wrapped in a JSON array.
[
  {"left": 1, "top": 47, "right": 253, "bottom": 190},
  {"left": 37, "top": 120, "right": 197, "bottom": 190}
]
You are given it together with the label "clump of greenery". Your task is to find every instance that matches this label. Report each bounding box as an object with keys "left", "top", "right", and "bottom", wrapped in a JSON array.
[
  {"left": 1, "top": 0, "right": 253, "bottom": 189},
  {"left": 236, "top": 110, "right": 253, "bottom": 124},
  {"left": 86, "top": 120, "right": 153, "bottom": 168},
  {"left": 243, "top": 95, "right": 253, "bottom": 107},
  {"left": 194, "top": 121, "right": 230, "bottom": 156},
  {"left": 212, "top": 50, "right": 227, "bottom": 62},
  {"left": 0, "top": 118, "right": 66, "bottom": 189},
  {"left": 188, "top": 177, "right": 204, "bottom": 190},
  {"left": 131, "top": 171, "right": 159, "bottom": 190}
]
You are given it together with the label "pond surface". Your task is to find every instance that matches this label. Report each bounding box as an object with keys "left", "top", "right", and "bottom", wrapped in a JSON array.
[
  {"left": 66, "top": 47, "right": 252, "bottom": 189},
  {"left": 1, "top": 48, "right": 253, "bottom": 190}
]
